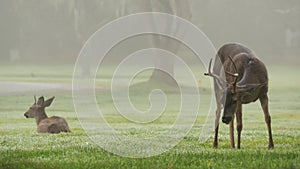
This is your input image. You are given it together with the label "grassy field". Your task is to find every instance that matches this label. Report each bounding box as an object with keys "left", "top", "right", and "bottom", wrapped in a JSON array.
[{"left": 0, "top": 64, "right": 299, "bottom": 169}]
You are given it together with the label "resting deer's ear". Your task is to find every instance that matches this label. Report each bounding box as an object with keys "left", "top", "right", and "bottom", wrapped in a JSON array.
[
  {"left": 37, "top": 96, "right": 44, "bottom": 106},
  {"left": 43, "top": 96, "right": 55, "bottom": 107}
]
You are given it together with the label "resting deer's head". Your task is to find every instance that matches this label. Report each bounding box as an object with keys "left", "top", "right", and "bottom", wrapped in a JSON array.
[{"left": 24, "top": 96, "right": 55, "bottom": 118}]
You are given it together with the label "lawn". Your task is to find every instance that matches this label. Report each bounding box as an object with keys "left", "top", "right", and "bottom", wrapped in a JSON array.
[{"left": 0, "top": 63, "right": 299, "bottom": 169}]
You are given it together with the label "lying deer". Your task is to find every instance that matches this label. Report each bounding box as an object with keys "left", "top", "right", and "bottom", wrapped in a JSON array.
[
  {"left": 24, "top": 96, "right": 71, "bottom": 133},
  {"left": 205, "top": 43, "right": 274, "bottom": 149}
]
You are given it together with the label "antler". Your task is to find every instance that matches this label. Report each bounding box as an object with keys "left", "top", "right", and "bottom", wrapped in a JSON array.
[
  {"left": 225, "top": 56, "right": 239, "bottom": 93},
  {"left": 204, "top": 58, "right": 226, "bottom": 88}
]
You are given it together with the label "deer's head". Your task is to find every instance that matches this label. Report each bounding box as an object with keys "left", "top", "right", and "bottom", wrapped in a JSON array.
[
  {"left": 205, "top": 56, "right": 264, "bottom": 124},
  {"left": 24, "top": 96, "right": 55, "bottom": 118},
  {"left": 221, "top": 86, "right": 239, "bottom": 124}
]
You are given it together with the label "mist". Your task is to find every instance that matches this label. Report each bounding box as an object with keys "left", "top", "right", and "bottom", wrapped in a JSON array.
[
  {"left": 0, "top": 0, "right": 299, "bottom": 65},
  {"left": 0, "top": 1, "right": 300, "bottom": 164}
]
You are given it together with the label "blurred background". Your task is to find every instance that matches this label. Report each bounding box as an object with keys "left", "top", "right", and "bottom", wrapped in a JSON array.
[
  {"left": 0, "top": 0, "right": 299, "bottom": 65},
  {"left": 0, "top": 2, "right": 300, "bottom": 163}
]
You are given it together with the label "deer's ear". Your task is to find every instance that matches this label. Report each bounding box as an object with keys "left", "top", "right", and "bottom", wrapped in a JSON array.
[
  {"left": 43, "top": 96, "right": 55, "bottom": 107},
  {"left": 37, "top": 96, "right": 44, "bottom": 106}
]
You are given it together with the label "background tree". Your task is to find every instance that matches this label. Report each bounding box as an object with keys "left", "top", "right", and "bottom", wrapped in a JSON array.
[{"left": 148, "top": 1, "right": 192, "bottom": 85}]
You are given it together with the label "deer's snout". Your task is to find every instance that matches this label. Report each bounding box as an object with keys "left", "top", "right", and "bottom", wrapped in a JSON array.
[
  {"left": 222, "top": 116, "right": 232, "bottom": 124},
  {"left": 24, "top": 112, "right": 29, "bottom": 118}
]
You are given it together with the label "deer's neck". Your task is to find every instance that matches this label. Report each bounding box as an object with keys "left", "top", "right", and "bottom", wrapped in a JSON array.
[{"left": 35, "top": 110, "right": 48, "bottom": 125}]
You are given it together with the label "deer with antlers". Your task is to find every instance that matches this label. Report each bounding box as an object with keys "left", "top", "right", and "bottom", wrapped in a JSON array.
[
  {"left": 24, "top": 96, "right": 71, "bottom": 133},
  {"left": 205, "top": 43, "right": 274, "bottom": 149}
]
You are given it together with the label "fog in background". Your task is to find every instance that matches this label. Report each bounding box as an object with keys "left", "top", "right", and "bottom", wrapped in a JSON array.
[{"left": 0, "top": 0, "right": 299, "bottom": 65}]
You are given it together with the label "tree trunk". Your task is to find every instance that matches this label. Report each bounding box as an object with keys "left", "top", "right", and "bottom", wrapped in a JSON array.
[
  {"left": 149, "top": 1, "right": 191, "bottom": 85},
  {"left": 149, "top": 37, "right": 177, "bottom": 85}
]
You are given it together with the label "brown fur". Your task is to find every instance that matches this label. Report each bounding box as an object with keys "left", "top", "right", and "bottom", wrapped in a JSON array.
[
  {"left": 205, "top": 43, "right": 274, "bottom": 149},
  {"left": 24, "top": 96, "right": 71, "bottom": 133}
]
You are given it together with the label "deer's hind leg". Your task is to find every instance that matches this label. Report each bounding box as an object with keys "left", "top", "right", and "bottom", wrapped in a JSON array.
[
  {"left": 47, "top": 124, "right": 60, "bottom": 134},
  {"left": 259, "top": 94, "right": 274, "bottom": 149},
  {"left": 63, "top": 124, "right": 71, "bottom": 132}
]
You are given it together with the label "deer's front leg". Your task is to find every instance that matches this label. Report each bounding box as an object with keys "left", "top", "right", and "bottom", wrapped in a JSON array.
[
  {"left": 236, "top": 103, "right": 242, "bottom": 149},
  {"left": 230, "top": 115, "right": 235, "bottom": 148},
  {"left": 213, "top": 106, "right": 221, "bottom": 148},
  {"left": 260, "top": 94, "right": 274, "bottom": 149}
]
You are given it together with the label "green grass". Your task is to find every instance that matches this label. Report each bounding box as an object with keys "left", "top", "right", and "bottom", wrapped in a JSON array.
[{"left": 0, "top": 64, "right": 299, "bottom": 169}]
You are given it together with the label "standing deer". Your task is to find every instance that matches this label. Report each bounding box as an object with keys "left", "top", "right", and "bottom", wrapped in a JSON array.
[
  {"left": 24, "top": 96, "right": 71, "bottom": 133},
  {"left": 204, "top": 43, "right": 274, "bottom": 149}
]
